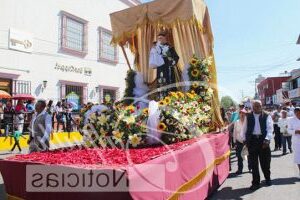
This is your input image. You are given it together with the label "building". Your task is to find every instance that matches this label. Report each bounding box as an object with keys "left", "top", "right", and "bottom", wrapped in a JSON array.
[
  {"left": 287, "top": 69, "right": 300, "bottom": 104},
  {"left": 257, "top": 76, "right": 291, "bottom": 107},
  {"left": 0, "top": 0, "right": 140, "bottom": 108}
]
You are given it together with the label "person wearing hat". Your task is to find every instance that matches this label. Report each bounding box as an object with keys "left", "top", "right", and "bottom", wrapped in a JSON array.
[
  {"left": 149, "top": 31, "right": 179, "bottom": 92},
  {"left": 233, "top": 108, "right": 250, "bottom": 174}
]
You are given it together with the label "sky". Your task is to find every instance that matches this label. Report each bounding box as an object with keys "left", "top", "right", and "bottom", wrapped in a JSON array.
[{"left": 141, "top": 0, "right": 300, "bottom": 102}]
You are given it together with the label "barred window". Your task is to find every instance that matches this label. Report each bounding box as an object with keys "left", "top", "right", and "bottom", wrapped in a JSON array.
[
  {"left": 99, "top": 27, "right": 118, "bottom": 64},
  {"left": 60, "top": 11, "right": 88, "bottom": 56},
  {"left": 66, "top": 18, "right": 84, "bottom": 51}
]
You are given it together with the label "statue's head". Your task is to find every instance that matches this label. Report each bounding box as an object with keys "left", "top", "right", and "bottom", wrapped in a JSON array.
[{"left": 157, "top": 30, "right": 168, "bottom": 45}]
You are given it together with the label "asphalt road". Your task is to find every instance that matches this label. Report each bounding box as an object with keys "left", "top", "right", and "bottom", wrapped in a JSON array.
[{"left": 209, "top": 146, "right": 300, "bottom": 200}]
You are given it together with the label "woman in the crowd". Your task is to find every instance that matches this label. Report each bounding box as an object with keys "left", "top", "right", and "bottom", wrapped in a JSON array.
[
  {"left": 287, "top": 107, "right": 300, "bottom": 179},
  {"left": 3, "top": 100, "right": 14, "bottom": 136},
  {"left": 233, "top": 108, "right": 250, "bottom": 174},
  {"left": 15, "top": 100, "right": 27, "bottom": 133},
  {"left": 278, "top": 110, "right": 292, "bottom": 155},
  {"left": 46, "top": 100, "right": 55, "bottom": 129},
  {"left": 55, "top": 101, "right": 65, "bottom": 132}
]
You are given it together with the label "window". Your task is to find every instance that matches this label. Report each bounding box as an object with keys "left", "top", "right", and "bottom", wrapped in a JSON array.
[
  {"left": 98, "top": 27, "right": 118, "bottom": 64},
  {"left": 292, "top": 79, "right": 298, "bottom": 90},
  {"left": 297, "top": 77, "right": 300, "bottom": 88},
  {"left": 99, "top": 86, "right": 119, "bottom": 103},
  {"left": 60, "top": 11, "right": 88, "bottom": 56}
]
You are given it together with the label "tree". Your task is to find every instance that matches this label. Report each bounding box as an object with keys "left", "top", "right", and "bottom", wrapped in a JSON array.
[{"left": 220, "top": 96, "right": 236, "bottom": 110}]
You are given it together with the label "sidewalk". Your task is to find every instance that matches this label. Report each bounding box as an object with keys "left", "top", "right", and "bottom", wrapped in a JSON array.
[{"left": 209, "top": 147, "right": 300, "bottom": 200}]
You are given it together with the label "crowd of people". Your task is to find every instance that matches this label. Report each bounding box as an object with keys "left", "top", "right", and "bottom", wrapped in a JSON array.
[
  {"left": 223, "top": 100, "right": 300, "bottom": 191},
  {"left": 0, "top": 99, "right": 79, "bottom": 153}
]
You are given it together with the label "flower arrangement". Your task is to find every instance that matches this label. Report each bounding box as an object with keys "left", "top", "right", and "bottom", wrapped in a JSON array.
[{"left": 81, "top": 55, "right": 214, "bottom": 148}]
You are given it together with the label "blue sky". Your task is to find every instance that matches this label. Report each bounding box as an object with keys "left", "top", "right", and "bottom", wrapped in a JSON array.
[{"left": 141, "top": 0, "right": 300, "bottom": 102}]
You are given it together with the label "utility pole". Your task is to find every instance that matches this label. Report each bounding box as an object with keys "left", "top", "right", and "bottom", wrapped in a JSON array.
[{"left": 297, "top": 34, "right": 300, "bottom": 61}]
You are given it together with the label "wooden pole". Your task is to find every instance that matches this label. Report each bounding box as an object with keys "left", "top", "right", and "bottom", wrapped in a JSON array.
[{"left": 121, "top": 45, "right": 132, "bottom": 70}]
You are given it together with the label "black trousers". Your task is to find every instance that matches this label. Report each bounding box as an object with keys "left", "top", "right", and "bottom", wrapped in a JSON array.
[
  {"left": 274, "top": 124, "right": 282, "bottom": 149},
  {"left": 282, "top": 136, "right": 292, "bottom": 153},
  {"left": 248, "top": 136, "right": 271, "bottom": 185},
  {"left": 11, "top": 138, "right": 22, "bottom": 152}
]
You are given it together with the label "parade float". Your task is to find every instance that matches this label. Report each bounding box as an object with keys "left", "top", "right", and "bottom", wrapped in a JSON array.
[{"left": 0, "top": 0, "right": 229, "bottom": 199}]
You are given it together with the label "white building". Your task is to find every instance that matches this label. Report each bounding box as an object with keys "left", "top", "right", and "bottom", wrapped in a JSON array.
[{"left": 0, "top": 0, "right": 140, "bottom": 109}]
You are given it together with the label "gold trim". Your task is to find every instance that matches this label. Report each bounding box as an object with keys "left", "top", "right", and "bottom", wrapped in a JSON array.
[
  {"left": 7, "top": 194, "right": 25, "bottom": 200},
  {"left": 167, "top": 150, "right": 230, "bottom": 200}
]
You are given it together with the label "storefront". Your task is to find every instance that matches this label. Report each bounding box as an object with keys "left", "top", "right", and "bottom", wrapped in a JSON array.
[
  {"left": 0, "top": 72, "right": 31, "bottom": 96},
  {"left": 59, "top": 80, "right": 88, "bottom": 109}
]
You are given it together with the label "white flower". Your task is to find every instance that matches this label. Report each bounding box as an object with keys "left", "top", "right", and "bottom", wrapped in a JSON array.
[
  {"left": 123, "top": 115, "right": 136, "bottom": 124},
  {"left": 90, "top": 113, "right": 97, "bottom": 120},
  {"left": 112, "top": 130, "right": 124, "bottom": 144},
  {"left": 97, "top": 115, "right": 108, "bottom": 125},
  {"left": 129, "top": 134, "right": 142, "bottom": 147}
]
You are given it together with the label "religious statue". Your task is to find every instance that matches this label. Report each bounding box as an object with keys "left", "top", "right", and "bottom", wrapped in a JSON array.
[{"left": 149, "top": 31, "right": 179, "bottom": 97}]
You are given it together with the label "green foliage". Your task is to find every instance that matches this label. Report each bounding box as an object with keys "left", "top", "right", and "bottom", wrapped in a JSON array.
[
  {"left": 123, "top": 70, "right": 137, "bottom": 105},
  {"left": 220, "top": 96, "right": 236, "bottom": 110}
]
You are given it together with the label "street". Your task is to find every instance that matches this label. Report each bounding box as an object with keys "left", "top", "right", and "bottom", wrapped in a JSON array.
[
  {"left": 210, "top": 146, "right": 300, "bottom": 200},
  {"left": 1, "top": 143, "right": 299, "bottom": 200}
]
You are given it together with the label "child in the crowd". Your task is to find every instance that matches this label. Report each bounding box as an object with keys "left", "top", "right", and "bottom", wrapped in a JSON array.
[{"left": 10, "top": 130, "right": 26, "bottom": 153}]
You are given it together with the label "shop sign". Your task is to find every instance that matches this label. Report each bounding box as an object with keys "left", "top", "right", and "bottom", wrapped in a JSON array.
[
  {"left": 55, "top": 63, "right": 92, "bottom": 76},
  {"left": 9, "top": 28, "right": 33, "bottom": 53},
  {"left": 288, "top": 88, "right": 300, "bottom": 99}
]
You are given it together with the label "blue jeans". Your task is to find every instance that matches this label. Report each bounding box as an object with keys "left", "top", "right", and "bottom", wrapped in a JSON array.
[{"left": 281, "top": 136, "right": 292, "bottom": 153}]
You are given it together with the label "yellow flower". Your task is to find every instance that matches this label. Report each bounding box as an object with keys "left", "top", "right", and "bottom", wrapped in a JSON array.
[
  {"left": 123, "top": 115, "right": 136, "bottom": 124},
  {"left": 142, "top": 108, "right": 149, "bottom": 115},
  {"left": 190, "top": 90, "right": 196, "bottom": 95},
  {"left": 129, "top": 134, "right": 142, "bottom": 147},
  {"left": 164, "top": 97, "right": 171, "bottom": 105},
  {"left": 126, "top": 105, "right": 135, "bottom": 113},
  {"left": 170, "top": 92, "right": 178, "bottom": 99},
  {"left": 177, "top": 92, "right": 185, "bottom": 98},
  {"left": 159, "top": 100, "right": 166, "bottom": 106},
  {"left": 190, "top": 58, "right": 198, "bottom": 65},
  {"left": 158, "top": 122, "right": 167, "bottom": 131},
  {"left": 112, "top": 130, "right": 124, "bottom": 143},
  {"left": 186, "top": 93, "right": 195, "bottom": 99},
  {"left": 191, "top": 69, "right": 200, "bottom": 77},
  {"left": 192, "top": 82, "right": 199, "bottom": 88}
]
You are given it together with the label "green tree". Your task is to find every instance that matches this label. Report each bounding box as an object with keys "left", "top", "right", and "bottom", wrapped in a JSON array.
[{"left": 220, "top": 96, "right": 236, "bottom": 110}]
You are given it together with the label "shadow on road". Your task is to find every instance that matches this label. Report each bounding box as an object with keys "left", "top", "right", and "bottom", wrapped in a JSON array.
[
  {"left": 270, "top": 177, "right": 300, "bottom": 185},
  {"left": 0, "top": 184, "right": 7, "bottom": 200},
  {"left": 208, "top": 186, "right": 253, "bottom": 200}
]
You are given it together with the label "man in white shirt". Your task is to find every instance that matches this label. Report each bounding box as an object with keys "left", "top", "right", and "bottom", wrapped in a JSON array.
[
  {"left": 242, "top": 100, "right": 273, "bottom": 190},
  {"left": 28, "top": 100, "right": 52, "bottom": 153},
  {"left": 278, "top": 110, "right": 292, "bottom": 155}
]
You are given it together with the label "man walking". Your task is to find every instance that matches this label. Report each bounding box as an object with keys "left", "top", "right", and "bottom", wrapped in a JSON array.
[
  {"left": 28, "top": 100, "right": 52, "bottom": 153},
  {"left": 242, "top": 100, "right": 273, "bottom": 190},
  {"left": 278, "top": 110, "right": 292, "bottom": 155}
]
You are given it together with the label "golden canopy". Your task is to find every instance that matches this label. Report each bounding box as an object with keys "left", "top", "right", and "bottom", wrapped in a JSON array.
[{"left": 110, "top": 0, "right": 223, "bottom": 129}]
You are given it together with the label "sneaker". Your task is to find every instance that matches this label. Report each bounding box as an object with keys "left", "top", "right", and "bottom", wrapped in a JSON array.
[
  {"left": 249, "top": 184, "right": 260, "bottom": 191},
  {"left": 290, "top": 149, "right": 293, "bottom": 153},
  {"left": 282, "top": 152, "right": 287, "bottom": 155}
]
